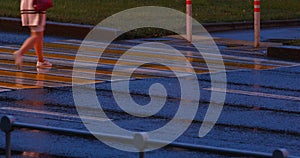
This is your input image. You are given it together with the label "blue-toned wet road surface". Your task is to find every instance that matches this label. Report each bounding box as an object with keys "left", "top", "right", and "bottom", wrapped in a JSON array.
[{"left": 0, "top": 27, "right": 299, "bottom": 157}]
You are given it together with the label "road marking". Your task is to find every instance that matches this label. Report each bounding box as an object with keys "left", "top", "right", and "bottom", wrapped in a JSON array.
[
  {"left": 205, "top": 88, "right": 300, "bottom": 101},
  {"left": 0, "top": 107, "right": 110, "bottom": 122},
  {"left": 0, "top": 81, "right": 40, "bottom": 89},
  {"left": 0, "top": 47, "right": 217, "bottom": 73},
  {"left": 53, "top": 39, "right": 299, "bottom": 66},
  {"left": 0, "top": 88, "right": 11, "bottom": 92},
  {"left": 0, "top": 39, "right": 298, "bottom": 91},
  {"left": 46, "top": 42, "right": 275, "bottom": 69},
  {"left": 0, "top": 69, "right": 73, "bottom": 83}
]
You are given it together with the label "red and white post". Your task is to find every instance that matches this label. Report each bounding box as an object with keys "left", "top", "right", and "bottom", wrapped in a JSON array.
[
  {"left": 186, "top": 0, "right": 192, "bottom": 42},
  {"left": 254, "top": 0, "right": 260, "bottom": 47}
]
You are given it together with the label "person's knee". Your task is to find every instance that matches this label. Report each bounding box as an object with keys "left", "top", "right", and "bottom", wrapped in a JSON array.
[
  {"left": 29, "top": 35, "right": 38, "bottom": 43},
  {"left": 30, "top": 32, "right": 43, "bottom": 42}
]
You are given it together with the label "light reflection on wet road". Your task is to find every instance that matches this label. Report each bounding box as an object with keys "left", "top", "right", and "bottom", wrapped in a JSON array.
[
  {"left": 0, "top": 37, "right": 297, "bottom": 90},
  {"left": 0, "top": 32, "right": 299, "bottom": 157}
]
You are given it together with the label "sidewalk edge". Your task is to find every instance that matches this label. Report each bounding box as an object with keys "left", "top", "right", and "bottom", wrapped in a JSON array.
[{"left": 0, "top": 17, "right": 299, "bottom": 39}]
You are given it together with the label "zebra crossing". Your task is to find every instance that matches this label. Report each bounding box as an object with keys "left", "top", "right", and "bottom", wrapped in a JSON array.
[{"left": 0, "top": 37, "right": 297, "bottom": 91}]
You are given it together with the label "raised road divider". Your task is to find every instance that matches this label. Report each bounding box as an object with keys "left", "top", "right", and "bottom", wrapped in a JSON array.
[
  {"left": 267, "top": 46, "right": 300, "bottom": 61},
  {"left": 1, "top": 17, "right": 299, "bottom": 39}
]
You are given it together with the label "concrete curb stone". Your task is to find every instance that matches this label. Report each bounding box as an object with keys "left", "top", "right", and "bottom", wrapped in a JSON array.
[
  {"left": 267, "top": 46, "right": 300, "bottom": 61},
  {"left": 0, "top": 17, "right": 120, "bottom": 39}
]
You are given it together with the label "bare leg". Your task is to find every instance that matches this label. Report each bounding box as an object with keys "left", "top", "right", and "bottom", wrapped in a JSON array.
[
  {"left": 34, "top": 31, "right": 52, "bottom": 68},
  {"left": 33, "top": 31, "right": 45, "bottom": 62},
  {"left": 14, "top": 31, "right": 38, "bottom": 69},
  {"left": 18, "top": 32, "right": 39, "bottom": 56},
  {"left": 15, "top": 29, "right": 50, "bottom": 69}
]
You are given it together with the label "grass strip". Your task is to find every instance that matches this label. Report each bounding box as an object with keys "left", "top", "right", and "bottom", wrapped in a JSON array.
[{"left": 1, "top": 0, "right": 299, "bottom": 39}]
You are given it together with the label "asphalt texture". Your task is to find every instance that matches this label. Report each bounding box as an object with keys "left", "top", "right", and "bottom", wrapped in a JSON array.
[
  {"left": 0, "top": 31, "right": 69, "bottom": 45},
  {"left": 0, "top": 26, "right": 299, "bottom": 157},
  {"left": 0, "top": 66, "right": 300, "bottom": 157}
]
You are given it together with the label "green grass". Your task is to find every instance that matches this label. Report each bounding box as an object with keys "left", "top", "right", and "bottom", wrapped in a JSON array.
[
  {"left": 1, "top": 0, "right": 300, "bottom": 39},
  {"left": 1, "top": 0, "right": 300, "bottom": 25}
]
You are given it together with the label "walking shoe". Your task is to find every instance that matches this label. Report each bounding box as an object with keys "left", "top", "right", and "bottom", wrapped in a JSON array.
[
  {"left": 36, "top": 60, "right": 52, "bottom": 68},
  {"left": 36, "top": 67, "right": 50, "bottom": 73},
  {"left": 13, "top": 51, "right": 23, "bottom": 69}
]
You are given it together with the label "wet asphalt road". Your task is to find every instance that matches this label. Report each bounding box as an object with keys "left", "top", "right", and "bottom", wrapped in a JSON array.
[
  {"left": 0, "top": 27, "right": 299, "bottom": 157},
  {"left": 0, "top": 65, "right": 299, "bottom": 157},
  {"left": 0, "top": 31, "right": 69, "bottom": 45}
]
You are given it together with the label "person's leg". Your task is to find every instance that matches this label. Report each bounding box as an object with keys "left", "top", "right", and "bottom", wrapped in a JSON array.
[
  {"left": 33, "top": 31, "right": 45, "bottom": 62},
  {"left": 14, "top": 31, "right": 38, "bottom": 69},
  {"left": 34, "top": 30, "right": 52, "bottom": 68},
  {"left": 19, "top": 32, "right": 38, "bottom": 55}
]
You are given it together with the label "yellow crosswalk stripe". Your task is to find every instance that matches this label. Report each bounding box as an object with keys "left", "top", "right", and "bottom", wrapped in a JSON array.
[
  {"left": 0, "top": 39, "right": 297, "bottom": 91},
  {"left": 0, "top": 81, "right": 40, "bottom": 89},
  {"left": 0, "top": 69, "right": 73, "bottom": 83},
  {"left": 44, "top": 42, "right": 278, "bottom": 70},
  {"left": 0, "top": 47, "right": 215, "bottom": 74}
]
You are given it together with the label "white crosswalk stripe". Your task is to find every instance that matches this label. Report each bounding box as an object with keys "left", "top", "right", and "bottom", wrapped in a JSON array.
[{"left": 0, "top": 38, "right": 298, "bottom": 92}]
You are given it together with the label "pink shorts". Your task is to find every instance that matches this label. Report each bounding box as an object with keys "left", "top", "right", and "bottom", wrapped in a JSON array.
[{"left": 30, "top": 25, "right": 45, "bottom": 32}]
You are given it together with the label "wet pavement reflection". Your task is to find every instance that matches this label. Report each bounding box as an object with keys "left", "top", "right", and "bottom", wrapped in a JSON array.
[
  {"left": 0, "top": 35, "right": 299, "bottom": 157},
  {"left": 0, "top": 38, "right": 297, "bottom": 91}
]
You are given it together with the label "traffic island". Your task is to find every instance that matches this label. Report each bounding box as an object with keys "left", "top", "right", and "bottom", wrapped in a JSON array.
[{"left": 267, "top": 45, "right": 300, "bottom": 61}]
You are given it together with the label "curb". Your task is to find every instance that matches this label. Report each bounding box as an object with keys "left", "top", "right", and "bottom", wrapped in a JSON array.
[
  {"left": 1, "top": 17, "right": 299, "bottom": 39},
  {"left": 198, "top": 19, "right": 300, "bottom": 32},
  {"left": 0, "top": 17, "right": 120, "bottom": 39},
  {"left": 267, "top": 46, "right": 300, "bottom": 61}
]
